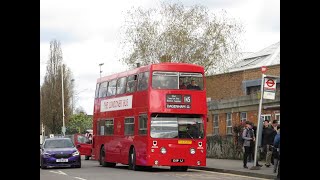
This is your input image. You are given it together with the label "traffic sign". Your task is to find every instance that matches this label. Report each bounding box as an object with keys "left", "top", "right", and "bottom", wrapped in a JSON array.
[
  {"left": 263, "top": 91, "right": 276, "bottom": 100},
  {"left": 264, "top": 78, "right": 276, "bottom": 90},
  {"left": 263, "top": 77, "right": 277, "bottom": 100},
  {"left": 261, "top": 66, "right": 268, "bottom": 73}
]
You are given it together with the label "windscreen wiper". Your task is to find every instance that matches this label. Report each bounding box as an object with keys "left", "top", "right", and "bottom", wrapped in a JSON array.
[{"left": 186, "top": 130, "right": 195, "bottom": 142}]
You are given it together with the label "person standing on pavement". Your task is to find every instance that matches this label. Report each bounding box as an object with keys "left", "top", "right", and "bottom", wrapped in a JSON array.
[
  {"left": 261, "top": 119, "right": 277, "bottom": 167},
  {"left": 270, "top": 120, "right": 279, "bottom": 165},
  {"left": 273, "top": 125, "right": 280, "bottom": 179},
  {"left": 242, "top": 121, "right": 255, "bottom": 168},
  {"left": 273, "top": 125, "right": 280, "bottom": 173}
]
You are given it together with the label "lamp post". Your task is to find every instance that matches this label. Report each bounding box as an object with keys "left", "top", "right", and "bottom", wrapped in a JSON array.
[
  {"left": 71, "top": 79, "right": 75, "bottom": 115},
  {"left": 61, "top": 64, "right": 66, "bottom": 136},
  {"left": 99, "top": 63, "right": 104, "bottom": 78}
]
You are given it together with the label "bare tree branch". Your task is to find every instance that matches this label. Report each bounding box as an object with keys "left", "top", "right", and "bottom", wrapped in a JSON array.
[{"left": 120, "top": 2, "right": 243, "bottom": 75}]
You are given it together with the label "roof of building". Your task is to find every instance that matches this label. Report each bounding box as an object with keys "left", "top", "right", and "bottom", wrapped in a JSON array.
[{"left": 227, "top": 42, "right": 280, "bottom": 73}]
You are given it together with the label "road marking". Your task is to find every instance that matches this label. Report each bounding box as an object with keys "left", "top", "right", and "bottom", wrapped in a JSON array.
[
  {"left": 74, "top": 177, "right": 87, "bottom": 180},
  {"left": 49, "top": 170, "right": 67, "bottom": 175},
  {"left": 190, "top": 169, "right": 270, "bottom": 180}
]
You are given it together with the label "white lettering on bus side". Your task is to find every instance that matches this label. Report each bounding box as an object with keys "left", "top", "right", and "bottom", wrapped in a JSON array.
[
  {"left": 123, "top": 99, "right": 128, "bottom": 107},
  {"left": 100, "top": 95, "right": 133, "bottom": 112}
]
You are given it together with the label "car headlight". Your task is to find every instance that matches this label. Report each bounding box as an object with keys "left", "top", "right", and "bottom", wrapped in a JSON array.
[
  {"left": 43, "top": 152, "right": 51, "bottom": 157},
  {"left": 160, "top": 147, "right": 167, "bottom": 154},
  {"left": 72, "top": 150, "right": 80, "bottom": 156},
  {"left": 190, "top": 148, "right": 196, "bottom": 154}
]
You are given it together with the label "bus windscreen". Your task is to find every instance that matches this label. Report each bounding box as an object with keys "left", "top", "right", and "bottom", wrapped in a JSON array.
[{"left": 152, "top": 71, "right": 203, "bottom": 90}]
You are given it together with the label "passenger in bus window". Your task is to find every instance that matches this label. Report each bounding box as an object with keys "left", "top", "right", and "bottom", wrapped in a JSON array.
[
  {"left": 179, "top": 79, "right": 187, "bottom": 89},
  {"left": 152, "top": 77, "right": 160, "bottom": 89},
  {"left": 153, "top": 77, "right": 165, "bottom": 89},
  {"left": 139, "top": 78, "right": 148, "bottom": 90},
  {"left": 168, "top": 78, "right": 178, "bottom": 89},
  {"left": 187, "top": 80, "right": 201, "bottom": 90}
]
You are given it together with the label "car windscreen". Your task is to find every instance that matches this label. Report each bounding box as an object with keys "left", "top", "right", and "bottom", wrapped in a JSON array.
[{"left": 44, "top": 139, "right": 74, "bottom": 148}]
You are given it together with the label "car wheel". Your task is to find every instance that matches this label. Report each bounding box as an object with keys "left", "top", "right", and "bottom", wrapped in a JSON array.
[
  {"left": 75, "top": 157, "right": 81, "bottom": 168},
  {"left": 40, "top": 158, "right": 47, "bottom": 169}
]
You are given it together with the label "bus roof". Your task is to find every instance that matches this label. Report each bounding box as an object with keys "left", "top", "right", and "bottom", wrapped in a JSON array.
[{"left": 97, "top": 63, "right": 204, "bottom": 83}]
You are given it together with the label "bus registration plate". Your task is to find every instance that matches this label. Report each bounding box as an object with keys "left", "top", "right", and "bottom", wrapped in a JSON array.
[
  {"left": 178, "top": 140, "right": 192, "bottom": 144},
  {"left": 56, "top": 158, "right": 68, "bottom": 162},
  {"left": 172, "top": 159, "right": 184, "bottom": 163}
]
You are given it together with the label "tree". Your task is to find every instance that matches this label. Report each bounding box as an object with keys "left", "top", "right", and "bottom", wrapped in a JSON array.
[
  {"left": 74, "top": 106, "right": 86, "bottom": 114},
  {"left": 40, "top": 39, "right": 74, "bottom": 134},
  {"left": 120, "top": 2, "right": 243, "bottom": 75},
  {"left": 66, "top": 112, "right": 92, "bottom": 134}
]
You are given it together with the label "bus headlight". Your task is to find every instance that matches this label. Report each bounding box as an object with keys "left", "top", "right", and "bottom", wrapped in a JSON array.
[
  {"left": 160, "top": 147, "right": 167, "bottom": 154},
  {"left": 190, "top": 148, "right": 196, "bottom": 154}
]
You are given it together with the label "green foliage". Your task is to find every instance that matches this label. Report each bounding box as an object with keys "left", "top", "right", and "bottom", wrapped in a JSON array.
[
  {"left": 66, "top": 113, "right": 92, "bottom": 134},
  {"left": 40, "top": 39, "right": 74, "bottom": 134},
  {"left": 207, "top": 135, "right": 243, "bottom": 160}
]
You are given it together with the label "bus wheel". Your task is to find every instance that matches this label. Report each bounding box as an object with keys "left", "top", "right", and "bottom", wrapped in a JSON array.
[
  {"left": 99, "top": 146, "right": 116, "bottom": 167},
  {"left": 100, "top": 147, "right": 108, "bottom": 167},
  {"left": 129, "top": 147, "right": 138, "bottom": 171},
  {"left": 85, "top": 156, "right": 90, "bottom": 160}
]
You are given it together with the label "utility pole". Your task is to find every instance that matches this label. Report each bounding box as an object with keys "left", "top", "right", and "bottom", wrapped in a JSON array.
[
  {"left": 99, "top": 63, "right": 104, "bottom": 78},
  {"left": 61, "top": 64, "right": 66, "bottom": 136}
]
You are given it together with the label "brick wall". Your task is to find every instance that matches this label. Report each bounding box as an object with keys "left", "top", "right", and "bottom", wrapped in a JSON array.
[
  {"left": 205, "top": 65, "right": 280, "bottom": 136},
  {"left": 206, "top": 65, "right": 280, "bottom": 100},
  {"left": 243, "top": 65, "right": 280, "bottom": 80},
  {"left": 207, "top": 109, "right": 279, "bottom": 136},
  {"left": 206, "top": 71, "right": 244, "bottom": 100}
]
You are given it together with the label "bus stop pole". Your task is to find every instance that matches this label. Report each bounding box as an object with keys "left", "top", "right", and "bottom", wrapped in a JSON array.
[{"left": 253, "top": 73, "right": 265, "bottom": 168}]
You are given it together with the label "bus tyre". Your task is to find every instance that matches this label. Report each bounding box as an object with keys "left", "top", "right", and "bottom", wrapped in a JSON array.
[
  {"left": 100, "top": 147, "right": 108, "bottom": 167},
  {"left": 85, "top": 156, "right": 90, "bottom": 160},
  {"left": 100, "top": 146, "right": 116, "bottom": 167},
  {"left": 129, "top": 147, "right": 138, "bottom": 171}
]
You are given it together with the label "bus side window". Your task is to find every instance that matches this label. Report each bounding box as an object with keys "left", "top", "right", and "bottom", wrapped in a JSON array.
[
  {"left": 95, "top": 83, "right": 100, "bottom": 98},
  {"left": 137, "top": 72, "right": 149, "bottom": 91},
  {"left": 116, "top": 77, "right": 127, "bottom": 95},
  {"left": 107, "top": 79, "right": 117, "bottom": 96},
  {"left": 98, "top": 82, "right": 108, "bottom": 98},
  {"left": 126, "top": 75, "right": 137, "bottom": 93},
  {"left": 98, "top": 120, "right": 105, "bottom": 136}
]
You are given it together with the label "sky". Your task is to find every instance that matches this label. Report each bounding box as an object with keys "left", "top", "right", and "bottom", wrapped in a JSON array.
[{"left": 40, "top": 0, "right": 280, "bottom": 115}]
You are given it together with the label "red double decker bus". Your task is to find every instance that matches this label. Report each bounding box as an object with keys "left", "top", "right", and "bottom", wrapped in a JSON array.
[{"left": 92, "top": 63, "right": 207, "bottom": 171}]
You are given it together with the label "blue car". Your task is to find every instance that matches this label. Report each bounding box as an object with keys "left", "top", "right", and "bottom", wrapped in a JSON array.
[{"left": 40, "top": 137, "right": 81, "bottom": 169}]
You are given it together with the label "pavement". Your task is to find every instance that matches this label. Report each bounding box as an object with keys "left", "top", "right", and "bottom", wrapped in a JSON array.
[{"left": 190, "top": 158, "right": 278, "bottom": 179}]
